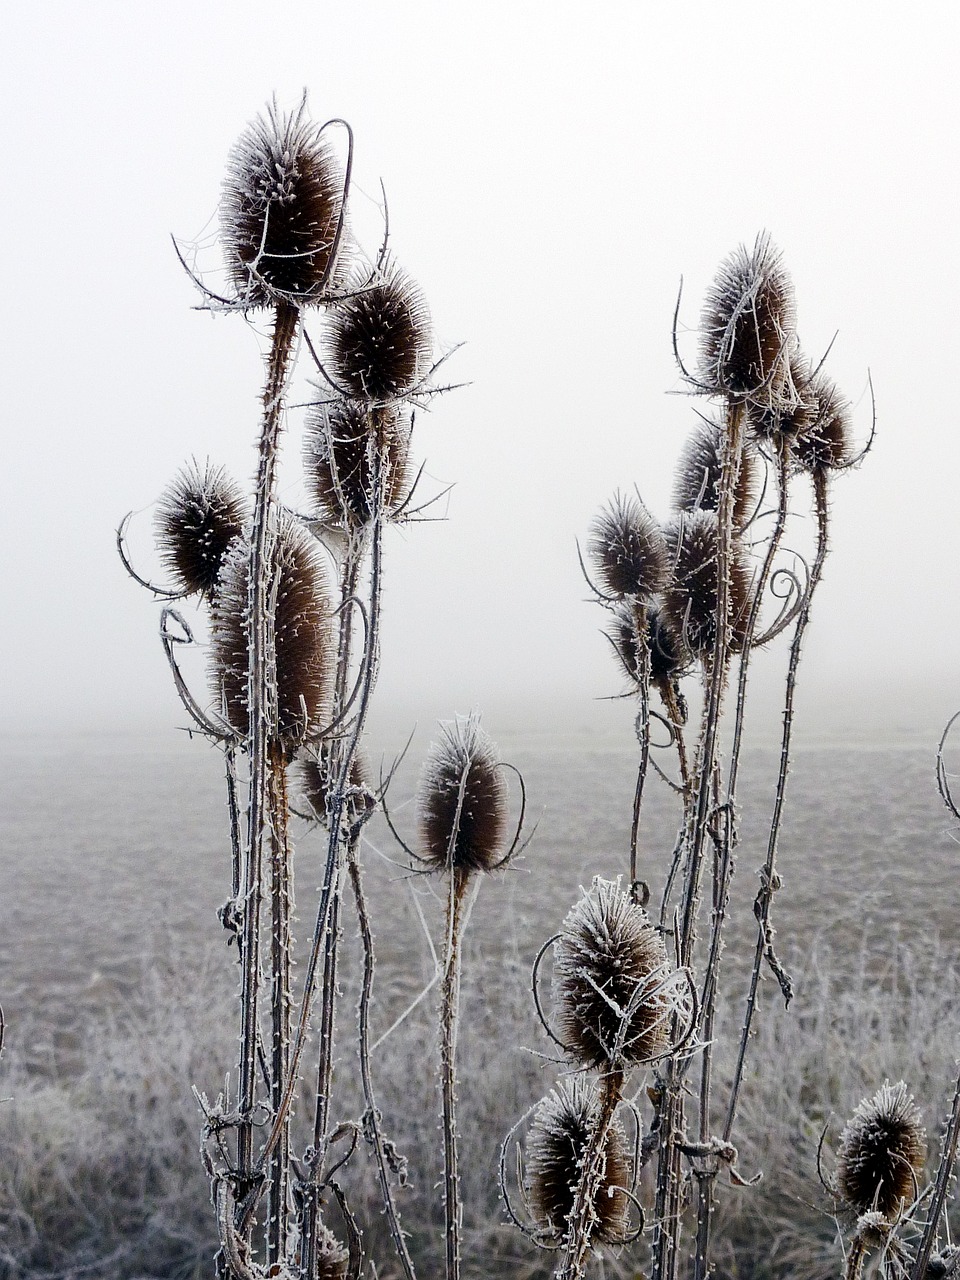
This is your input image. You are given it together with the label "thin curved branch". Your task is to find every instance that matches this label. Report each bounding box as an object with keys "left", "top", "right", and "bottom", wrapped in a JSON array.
[
  {"left": 159, "top": 608, "right": 231, "bottom": 739},
  {"left": 530, "top": 934, "right": 570, "bottom": 1052},
  {"left": 936, "top": 711, "right": 960, "bottom": 822},
  {"left": 116, "top": 513, "right": 185, "bottom": 599}
]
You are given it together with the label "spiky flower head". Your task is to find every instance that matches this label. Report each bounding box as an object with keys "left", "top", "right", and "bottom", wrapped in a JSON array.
[
  {"left": 525, "top": 1077, "right": 630, "bottom": 1245},
  {"left": 588, "top": 493, "right": 669, "bottom": 602},
  {"left": 836, "top": 1082, "right": 926, "bottom": 1218},
  {"left": 417, "top": 714, "right": 508, "bottom": 877},
  {"left": 154, "top": 462, "right": 247, "bottom": 597},
  {"left": 220, "top": 98, "right": 347, "bottom": 307},
  {"left": 324, "top": 261, "right": 432, "bottom": 402},
  {"left": 661, "top": 510, "right": 754, "bottom": 657},
  {"left": 303, "top": 397, "right": 411, "bottom": 527},
  {"left": 210, "top": 520, "right": 333, "bottom": 749},
  {"left": 606, "top": 602, "right": 687, "bottom": 689},
  {"left": 671, "top": 418, "right": 758, "bottom": 530},
  {"left": 298, "top": 746, "right": 371, "bottom": 823},
  {"left": 698, "top": 234, "right": 797, "bottom": 408},
  {"left": 553, "top": 878, "right": 680, "bottom": 1068},
  {"left": 314, "top": 1224, "right": 350, "bottom": 1280},
  {"left": 750, "top": 350, "right": 820, "bottom": 441},
  {"left": 793, "top": 371, "right": 853, "bottom": 475}
]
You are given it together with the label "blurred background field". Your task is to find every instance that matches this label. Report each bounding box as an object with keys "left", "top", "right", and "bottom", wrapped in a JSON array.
[{"left": 1, "top": 724, "right": 958, "bottom": 1278}]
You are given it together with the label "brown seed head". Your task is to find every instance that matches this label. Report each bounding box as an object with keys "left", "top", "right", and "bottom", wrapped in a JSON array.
[
  {"left": 553, "top": 878, "right": 678, "bottom": 1068},
  {"left": 662, "top": 510, "right": 754, "bottom": 657},
  {"left": 154, "top": 462, "right": 247, "bottom": 597},
  {"left": 671, "top": 418, "right": 758, "bottom": 530},
  {"left": 417, "top": 715, "right": 508, "bottom": 876},
  {"left": 750, "top": 350, "right": 819, "bottom": 441},
  {"left": 588, "top": 493, "right": 669, "bottom": 601},
  {"left": 525, "top": 1077, "right": 630, "bottom": 1245},
  {"left": 793, "top": 371, "right": 853, "bottom": 474},
  {"left": 210, "top": 520, "right": 333, "bottom": 747},
  {"left": 303, "top": 398, "right": 411, "bottom": 527},
  {"left": 221, "top": 98, "right": 347, "bottom": 307},
  {"left": 836, "top": 1082, "right": 926, "bottom": 1218},
  {"left": 314, "top": 1223, "right": 350, "bottom": 1280},
  {"left": 299, "top": 746, "right": 371, "bottom": 822},
  {"left": 698, "top": 234, "right": 797, "bottom": 407},
  {"left": 606, "top": 602, "right": 687, "bottom": 689},
  {"left": 325, "top": 262, "right": 432, "bottom": 402}
]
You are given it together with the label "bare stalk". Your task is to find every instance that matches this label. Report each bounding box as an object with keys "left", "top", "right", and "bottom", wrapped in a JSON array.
[
  {"left": 267, "top": 745, "right": 293, "bottom": 1267},
  {"left": 910, "top": 1062, "right": 960, "bottom": 1280},
  {"left": 440, "top": 872, "right": 471, "bottom": 1280},
  {"left": 629, "top": 610, "right": 653, "bottom": 887}
]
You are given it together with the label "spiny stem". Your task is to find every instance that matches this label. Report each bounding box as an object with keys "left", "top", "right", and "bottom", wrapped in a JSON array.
[
  {"left": 440, "top": 871, "right": 471, "bottom": 1280},
  {"left": 556, "top": 1066, "right": 626, "bottom": 1280},
  {"left": 267, "top": 746, "right": 292, "bottom": 1267},
  {"left": 629, "top": 609, "right": 652, "bottom": 887}
]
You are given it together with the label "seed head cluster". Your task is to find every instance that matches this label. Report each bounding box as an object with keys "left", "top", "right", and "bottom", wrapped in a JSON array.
[
  {"left": 525, "top": 1078, "right": 630, "bottom": 1245},
  {"left": 553, "top": 878, "right": 676, "bottom": 1068},
  {"left": 325, "top": 262, "right": 432, "bottom": 402},
  {"left": 836, "top": 1082, "right": 926, "bottom": 1219},
  {"left": 417, "top": 715, "right": 508, "bottom": 877},
  {"left": 154, "top": 463, "right": 247, "bottom": 597},
  {"left": 303, "top": 398, "right": 411, "bottom": 527},
  {"left": 588, "top": 493, "right": 670, "bottom": 602}
]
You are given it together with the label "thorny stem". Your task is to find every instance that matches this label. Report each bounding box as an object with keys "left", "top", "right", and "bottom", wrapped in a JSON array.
[
  {"left": 629, "top": 611, "right": 653, "bottom": 886},
  {"left": 723, "top": 468, "right": 830, "bottom": 1144},
  {"left": 911, "top": 1061, "right": 960, "bottom": 1280},
  {"left": 556, "top": 1067, "right": 626, "bottom": 1280},
  {"left": 267, "top": 747, "right": 292, "bottom": 1268},
  {"left": 440, "top": 871, "right": 471, "bottom": 1280}
]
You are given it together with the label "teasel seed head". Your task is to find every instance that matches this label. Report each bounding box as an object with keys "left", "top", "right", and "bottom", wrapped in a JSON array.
[
  {"left": 314, "top": 1223, "right": 350, "bottom": 1280},
  {"left": 220, "top": 98, "right": 347, "bottom": 307},
  {"left": 303, "top": 397, "right": 411, "bottom": 527},
  {"left": 588, "top": 493, "right": 669, "bottom": 601},
  {"left": 793, "top": 371, "right": 853, "bottom": 475},
  {"left": 553, "top": 878, "right": 679, "bottom": 1068},
  {"left": 662, "top": 510, "right": 754, "bottom": 657},
  {"left": 417, "top": 714, "right": 508, "bottom": 878},
  {"left": 698, "top": 234, "right": 797, "bottom": 408},
  {"left": 606, "top": 602, "right": 687, "bottom": 689},
  {"left": 324, "top": 261, "right": 432, "bottom": 402},
  {"left": 210, "top": 519, "right": 333, "bottom": 749},
  {"left": 671, "top": 418, "right": 758, "bottom": 530},
  {"left": 750, "top": 349, "right": 819, "bottom": 441},
  {"left": 525, "top": 1077, "right": 630, "bottom": 1245},
  {"left": 154, "top": 462, "right": 247, "bottom": 597},
  {"left": 298, "top": 745, "right": 371, "bottom": 822},
  {"left": 836, "top": 1081, "right": 926, "bottom": 1218}
]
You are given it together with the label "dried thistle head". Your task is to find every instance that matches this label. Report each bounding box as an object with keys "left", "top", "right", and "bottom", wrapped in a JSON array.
[
  {"left": 314, "top": 1223, "right": 350, "bottom": 1280},
  {"left": 698, "top": 234, "right": 797, "bottom": 407},
  {"left": 553, "top": 878, "right": 679, "bottom": 1068},
  {"left": 154, "top": 462, "right": 247, "bottom": 597},
  {"left": 793, "top": 371, "right": 853, "bottom": 475},
  {"left": 210, "top": 520, "right": 333, "bottom": 748},
  {"left": 836, "top": 1082, "right": 926, "bottom": 1218},
  {"left": 750, "top": 350, "right": 819, "bottom": 441},
  {"left": 298, "top": 746, "right": 371, "bottom": 822},
  {"left": 220, "top": 98, "right": 347, "bottom": 307},
  {"left": 525, "top": 1077, "right": 630, "bottom": 1245},
  {"left": 606, "top": 602, "right": 687, "bottom": 689},
  {"left": 588, "top": 493, "right": 669, "bottom": 602},
  {"left": 417, "top": 714, "right": 508, "bottom": 877},
  {"left": 671, "top": 418, "right": 758, "bottom": 530},
  {"left": 661, "top": 511, "right": 754, "bottom": 657},
  {"left": 324, "top": 262, "right": 432, "bottom": 402},
  {"left": 303, "top": 398, "right": 411, "bottom": 527}
]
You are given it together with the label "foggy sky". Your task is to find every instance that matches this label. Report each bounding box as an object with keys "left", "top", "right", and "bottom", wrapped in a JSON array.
[{"left": 3, "top": 1, "right": 959, "bottom": 745}]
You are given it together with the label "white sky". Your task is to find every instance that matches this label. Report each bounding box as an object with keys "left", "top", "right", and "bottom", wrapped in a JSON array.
[{"left": 3, "top": 1, "right": 959, "bottom": 742}]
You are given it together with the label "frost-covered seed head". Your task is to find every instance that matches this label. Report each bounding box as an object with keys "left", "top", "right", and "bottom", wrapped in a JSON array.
[
  {"left": 303, "top": 398, "right": 411, "bottom": 527},
  {"left": 662, "top": 510, "right": 754, "bottom": 657},
  {"left": 588, "top": 493, "right": 669, "bottom": 601},
  {"left": 836, "top": 1082, "right": 926, "bottom": 1218},
  {"left": 793, "top": 372, "right": 853, "bottom": 475},
  {"left": 314, "top": 1224, "right": 350, "bottom": 1280},
  {"left": 154, "top": 463, "right": 247, "bottom": 597},
  {"left": 298, "top": 747, "right": 371, "bottom": 822},
  {"left": 324, "top": 262, "right": 432, "bottom": 402},
  {"left": 671, "top": 418, "right": 758, "bottom": 530},
  {"left": 698, "top": 234, "right": 797, "bottom": 407},
  {"left": 606, "top": 602, "right": 687, "bottom": 689},
  {"left": 417, "top": 715, "right": 508, "bottom": 877},
  {"left": 220, "top": 99, "right": 347, "bottom": 307},
  {"left": 210, "top": 520, "right": 333, "bottom": 748},
  {"left": 525, "top": 1077, "right": 630, "bottom": 1244},
  {"left": 553, "top": 878, "right": 677, "bottom": 1068},
  {"left": 750, "top": 350, "right": 820, "bottom": 441}
]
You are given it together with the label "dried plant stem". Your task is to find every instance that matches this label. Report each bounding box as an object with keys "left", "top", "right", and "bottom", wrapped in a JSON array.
[
  {"left": 723, "top": 469, "right": 830, "bottom": 1144},
  {"left": 267, "top": 747, "right": 293, "bottom": 1267},
  {"left": 237, "top": 300, "right": 299, "bottom": 1214},
  {"left": 556, "top": 1066, "right": 626, "bottom": 1280},
  {"left": 911, "top": 1062, "right": 960, "bottom": 1280},
  {"left": 440, "top": 872, "right": 471, "bottom": 1280},
  {"left": 629, "top": 613, "right": 653, "bottom": 886}
]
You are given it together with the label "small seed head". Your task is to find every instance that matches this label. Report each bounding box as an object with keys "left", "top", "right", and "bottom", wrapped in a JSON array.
[
  {"left": 836, "top": 1082, "right": 926, "bottom": 1218},
  {"left": 671, "top": 418, "right": 758, "bottom": 530},
  {"left": 662, "top": 510, "right": 754, "bottom": 657},
  {"left": 606, "top": 602, "right": 687, "bottom": 689},
  {"left": 298, "top": 747, "right": 371, "bottom": 823},
  {"left": 417, "top": 715, "right": 508, "bottom": 876},
  {"left": 325, "top": 262, "right": 432, "bottom": 402},
  {"left": 303, "top": 398, "right": 411, "bottom": 527},
  {"left": 588, "top": 493, "right": 669, "bottom": 602},
  {"left": 793, "top": 371, "right": 853, "bottom": 474},
  {"left": 154, "top": 463, "right": 247, "bottom": 597}
]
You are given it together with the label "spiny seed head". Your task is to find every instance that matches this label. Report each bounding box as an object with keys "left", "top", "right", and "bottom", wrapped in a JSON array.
[
  {"left": 750, "top": 350, "right": 820, "bottom": 441},
  {"left": 314, "top": 1224, "right": 350, "bottom": 1280},
  {"left": 525, "top": 1077, "right": 630, "bottom": 1245},
  {"left": 836, "top": 1082, "right": 926, "bottom": 1218},
  {"left": 303, "top": 397, "right": 411, "bottom": 527},
  {"left": 606, "top": 602, "right": 687, "bottom": 689},
  {"left": 588, "top": 493, "right": 669, "bottom": 601},
  {"left": 662, "top": 510, "right": 754, "bottom": 657},
  {"left": 553, "top": 878, "right": 678, "bottom": 1068},
  {"left": 698, "top": 234, "right": 797, "bottom": 407},
  {"left": 417, "top": 714, "right": 508, "bottom": 877},
  {"left": 298, "top": 747, "right": 371, "bottom": 822},
  {"left": 325, "top": 261, "right": 432, "bottom": 402},
  {"left": 154, "top": 462, "right": 247, "bottom": 597},
  {"left": 210, "top": 520, "right": 333, "bottom": 748},
  {"left": 793, "top": 372, "right": 853, "bottom": 474},
  {"left": 671, "top": 418, "right": 758, "bottom": 530},
  {"left": 221, "top": 98, "right": 347, "bottom": 307}
]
